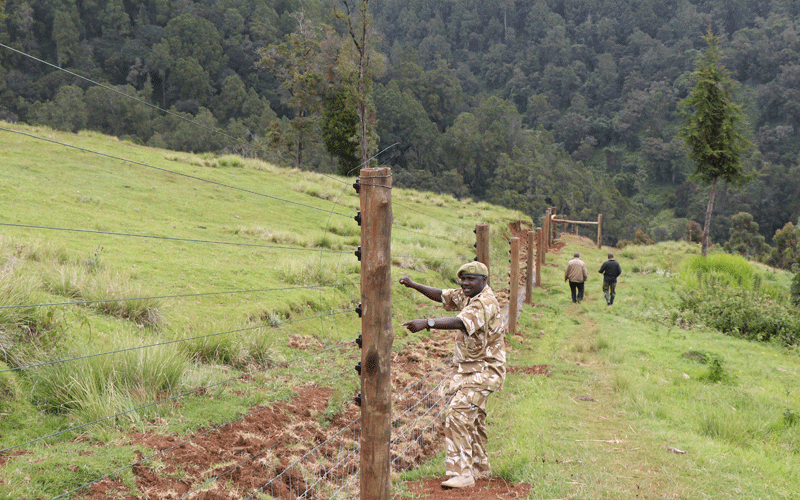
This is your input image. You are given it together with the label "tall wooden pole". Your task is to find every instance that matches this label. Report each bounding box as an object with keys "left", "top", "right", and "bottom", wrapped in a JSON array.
[
  {"left": 597, "top": 214, "right": 603, "bottom": 249},
  {"left": 359, "top": 167, "right": 393, "bottom": 500},
  {"left": 525, "top": 230, "right": 534, "bottom": 304},
  {"left": 509, "top": 237, "right": 519, "bottom": 335},
  {"left": 535, "top": 228, "right": 542, "bottom": 288},
  {"left": 475, "top": 223, "right": 491, "bottom": 286},
  {"left": 544, "top": 209, "right": 551, "bottom": 250}
]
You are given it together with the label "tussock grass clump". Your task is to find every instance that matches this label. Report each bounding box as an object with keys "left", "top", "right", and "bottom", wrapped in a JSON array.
[
  {"left": 279, "top": 260, "right": 357, "bottom": 288},
  {"left": 0, "top": 258, "right": 65, "bottom": 365},
  {"left": 170, "top": 321, "right": 280, "bottom": 369},
  {"left": 39, "top": 259, "right": 163, "bottom": 328},
  {"left": 24, "top": 338, "right": 188, "bottom": 424}
]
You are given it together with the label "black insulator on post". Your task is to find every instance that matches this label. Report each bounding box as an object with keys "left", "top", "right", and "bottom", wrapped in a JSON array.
[
  {"left": 355, "top": 211, "right": 362, "bottom": 226},
  {"left": 354, "top": 392, "right": 362, "bottom": 406},
  {"left": 355, "top": 246, "right": 362, "bottom": 261},
  {"left": 355, "top": 334, "right": 362, "bottom": 348},
  {"left": 355, "top": 361, "right": 362, "bottom": 375},
  {"left": 355, "top": 303, "right": 362, "bottom": 317},
  {"left": 353, "top": 178, "right": 361, "bottom": 193}
]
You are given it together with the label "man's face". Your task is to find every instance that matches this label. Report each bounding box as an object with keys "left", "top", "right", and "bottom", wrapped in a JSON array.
[{"left": 459, "top": 274, "right": 486, "bottom": 298}]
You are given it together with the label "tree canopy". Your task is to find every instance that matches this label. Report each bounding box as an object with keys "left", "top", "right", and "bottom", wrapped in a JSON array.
[{"left": 1, "top": 0, "right": 800, "bottom": 252}]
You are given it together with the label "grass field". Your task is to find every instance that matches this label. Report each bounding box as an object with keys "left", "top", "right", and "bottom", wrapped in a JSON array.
[{"left": 2, "top": 122, "right": 799, "bottom": 499}]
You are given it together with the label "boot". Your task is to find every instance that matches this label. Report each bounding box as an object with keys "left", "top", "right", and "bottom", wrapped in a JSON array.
[
  {"left": 441, "top": 473, "right": 475, "bottom": 488},
  {"left": 604, "top": 293, "right": 610, "bottom": 305}
]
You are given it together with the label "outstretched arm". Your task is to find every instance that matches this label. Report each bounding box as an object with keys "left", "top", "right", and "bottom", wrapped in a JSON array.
[
  {"left": 403, "top": 316, "right": 465, "bottom": 333},
  {"left": 399, "top": 276, "right": 443, "bottom": 303}
]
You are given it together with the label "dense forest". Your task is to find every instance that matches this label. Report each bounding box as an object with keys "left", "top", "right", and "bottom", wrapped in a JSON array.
[{"left": 1, "top": 0, "right": 800, "bottom": 264}]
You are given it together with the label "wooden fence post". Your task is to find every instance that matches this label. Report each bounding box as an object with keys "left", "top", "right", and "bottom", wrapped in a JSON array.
[
  {"left": 535, "top": 228, "right": 542, "bottom": 288},
  {"left": 509, "top": 237, "right": 519, "bottom": 335},
  {"left": 597, "top": 213, "right": 603, "bottom": 249},
  {"left": 359, "top": 167, "right": 393, "bottom": 500},
  {"left": 544, "top": 209, "right": 551, "bottom": 250},
  {"left": 525, "top": 230, "right": 534, "bottom": 304},
  {"left": 475, "top": 223, "right": 491, "bottom": 286}
]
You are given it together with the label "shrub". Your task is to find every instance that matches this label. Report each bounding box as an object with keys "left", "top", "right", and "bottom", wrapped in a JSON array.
[
  {"left": 677, "top": 254, "right": 800, "bottom": 346},
  {"left": 685, "top": 220, "right": 702, "bottom": 243},
  {"left": 635, "top": 230, "right": 655, "bottom": 245}
]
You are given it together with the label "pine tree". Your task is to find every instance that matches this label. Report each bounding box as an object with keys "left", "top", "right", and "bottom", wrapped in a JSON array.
[{"left": 679, "top": 30, "right": 751, "bottom": 257}]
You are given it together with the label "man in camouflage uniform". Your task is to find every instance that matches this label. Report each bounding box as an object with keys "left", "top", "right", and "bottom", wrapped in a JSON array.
[{"left": 400, "top": 261, "right": 506, "bottom": 489}]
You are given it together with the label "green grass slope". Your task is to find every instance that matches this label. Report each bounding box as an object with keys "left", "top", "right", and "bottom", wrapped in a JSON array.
[
  {"left": 2, "top": 122, "right": 799, "bottom": 499},
  {"left": 0, "top": 122, "right": 523, "bottom": 498}
]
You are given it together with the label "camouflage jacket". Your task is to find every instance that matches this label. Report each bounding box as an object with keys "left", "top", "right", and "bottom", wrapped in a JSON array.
[{"left": 440, "top": 286, "right": 506, "bottom": 392}]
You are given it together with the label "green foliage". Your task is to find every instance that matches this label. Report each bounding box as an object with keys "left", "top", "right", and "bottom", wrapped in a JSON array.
[
  {"left": 767, "top": 220, "right": 800, "bottom": 271},
  {"left": 679, "top": 31, "right": 752, "bottom": 256},
  {"left": 7, "top": 0, "right": 800, "bottom": 248},
  {"left": 322, "top": 87, "right": 360, "bottom": 176},
  {"left": 680, "top": 31, "right": 750, "bottom": 187},
  {"left": 725, "top": 212, "right": 769, "bottom": 260},
  {"left": 676, "top": 255, "right": 800, "bottom": 346},
  {"left": 33, "top": 85, "right": 87, "bottom": 133},
  {"left": 685, "top": 220, "right": 702, "bottom": 243},
  {"left": 634, "top": 230, "right": 655, "bottom": 245},
  {"left": 791, "top": 272, "right": 800, "bottom": 307}
]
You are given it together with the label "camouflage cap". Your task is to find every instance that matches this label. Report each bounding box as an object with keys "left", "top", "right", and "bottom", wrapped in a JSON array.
[{"left": 457, "top": 261, "right": 488, "bottom": 278}]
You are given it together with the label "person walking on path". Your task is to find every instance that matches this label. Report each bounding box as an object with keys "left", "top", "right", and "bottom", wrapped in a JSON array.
[
  {"left": 598, "top": 253, "right": 622, "bottom": 305},
  {"left": 564, "top": 252, "right": 589, "bottom": 303},
  {"left": 400, "top": 261, "right": 506, "bottom": 489}
]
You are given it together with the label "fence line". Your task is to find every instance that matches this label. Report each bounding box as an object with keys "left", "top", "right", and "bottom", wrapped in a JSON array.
[
  {"left": 0, "top": 283, "right": 355, "bottom": 312},
  {"left": 2, "top": 119, "right": 489, "bottom": 499},
  {"left": 0, "top": 221, "right": 355, "bottom": 253},
  {"left": 1, "top": 341, "right": 357, "bottom": 456},
  {"left": 51, "top": 368, "right": 357, "bottom": 499},
  {"left": 0, "top": 126, "right": 355, "bottom": 218},
  {"left": 0, "top": 308, "right": 354, "bottom": 377}
]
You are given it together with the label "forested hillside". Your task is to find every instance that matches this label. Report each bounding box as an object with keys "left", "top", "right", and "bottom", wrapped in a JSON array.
[{"left": 1, "top": 0, "right": 800, "bottom": 255}]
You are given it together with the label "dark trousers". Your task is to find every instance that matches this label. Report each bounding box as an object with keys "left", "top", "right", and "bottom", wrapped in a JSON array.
[
  {"left": 568, "top": 281, "right": 585, "bottom": 303},
  {"left": 603, "top": 280, "right": 617, "bottom": 304}
]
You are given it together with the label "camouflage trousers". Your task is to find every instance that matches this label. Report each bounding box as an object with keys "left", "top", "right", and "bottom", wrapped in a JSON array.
[{"left": 444, "top": 386, "right": 492, "bottom": 477}]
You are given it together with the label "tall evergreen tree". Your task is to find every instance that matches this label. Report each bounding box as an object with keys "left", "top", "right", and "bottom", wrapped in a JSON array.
[{"left": 679, "top": 30, "right": 751, "bottom": 257}]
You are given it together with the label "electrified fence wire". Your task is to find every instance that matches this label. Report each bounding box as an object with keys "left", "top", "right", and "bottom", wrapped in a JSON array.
[
  {"left": 0, "top": 308, "right": 353, "bottom": 375},
  {"left": 50, "top": 366, "right": 356, "bottom": 500},
  {"left": 0, "top": 43, "right": 261, "bottom": 156},
  {"left": 0, "top": 222, "right": 354, "bottom": 253},
  {"left": 0, "top": 126, "right": 353, "bottom": 218},
  {"left": 394, "top": 202, "right": 468, "bottom": 230},
  {"left": 1, "top": 96, "right": 483, "bottom": 497},
  {"left": 244, "top": 416, "right": 363, "bottom": 500},
  {"left": 1, "top": 339, "right": 356, "bottom": 456},
  {"left": 0, "top": 282, "right": 358, "bottom": 312},
  {"left": 390, "top": 369, "right": 450, "bottom": 470},
  {"left": 0, "top": 43, "right": 402, "bottom": 196},
  {"left": 391, "top": 223, "right": 465, "bottom": 245}
]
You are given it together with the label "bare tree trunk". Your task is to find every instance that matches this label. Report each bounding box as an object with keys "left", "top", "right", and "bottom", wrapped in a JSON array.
[
  {"left": 702, "top": 177, "right": 718, "bottom": 257},
  {"left": 340, "top": 0, "right": 372, "bottom": 168}
]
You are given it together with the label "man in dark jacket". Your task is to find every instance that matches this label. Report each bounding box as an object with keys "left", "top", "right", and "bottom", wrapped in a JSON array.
[{"left": 598, "top": 253, "right": 622, "bottom": 305}]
